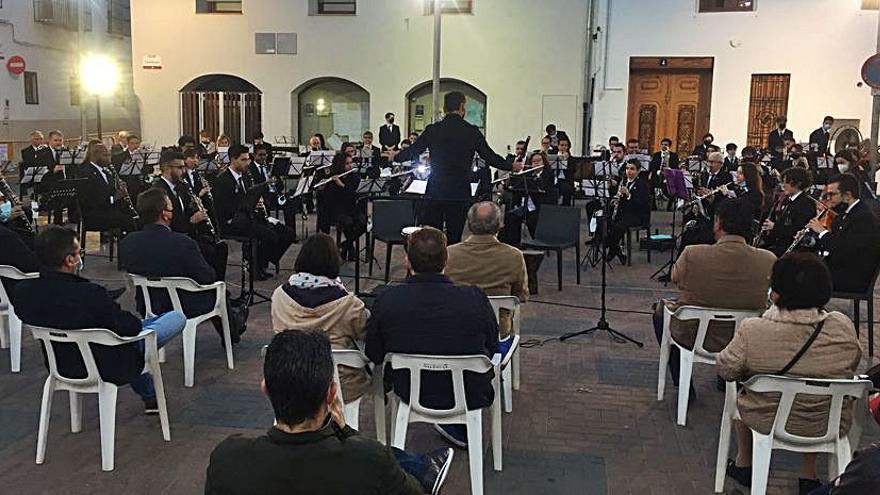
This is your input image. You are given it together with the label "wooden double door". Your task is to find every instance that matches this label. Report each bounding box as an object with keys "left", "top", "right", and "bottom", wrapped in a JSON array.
[{"left": 626, "top": 58, "right": 713, "bottom": 155}]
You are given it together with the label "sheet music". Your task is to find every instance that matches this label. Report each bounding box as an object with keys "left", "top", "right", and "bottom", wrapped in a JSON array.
[
  {"left": 293, "top": 176, "right": 314, "bottom": 197},
  {"left": 592, "top": 161, "right": 620, "bottom": 177},
  {"left": 288, "top": 157, "right": 306, "bottom": 176},
  {"left": 405, "top": 179, "right": 428, "bottom": 195},
  {"left": 471, "top": 183, "right": 479, "bottom": 197},
  {"left": 625, "top": 153, "right": 651, "bottom": 172}
]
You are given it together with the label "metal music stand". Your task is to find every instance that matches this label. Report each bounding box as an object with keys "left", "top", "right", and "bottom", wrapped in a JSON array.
[
  {"left": 651, "top": 168, "right": 690, "bottom": 284},
  {"left": 559, "top": 164, "right": 644, "bottom": 348}
]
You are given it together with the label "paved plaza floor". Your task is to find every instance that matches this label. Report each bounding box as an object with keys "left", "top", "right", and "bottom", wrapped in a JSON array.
[{"left": 1, "top": 213, "right": 877, "bottom": 494}]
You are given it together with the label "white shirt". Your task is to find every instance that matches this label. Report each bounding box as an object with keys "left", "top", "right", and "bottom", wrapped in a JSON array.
[
  {"left": 91, "top": 163, "right": 113, "bottom": 204},
  {"left": 229, "top": 168, "right": 244, "bottom": 193},
  {"left": 789, "top": 190, "right": 802, "bottom": 202}
]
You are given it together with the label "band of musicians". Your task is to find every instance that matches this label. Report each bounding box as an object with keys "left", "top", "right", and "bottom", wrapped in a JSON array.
[{"left": 4, "top": 88, "right": 880, "bottom": 495}]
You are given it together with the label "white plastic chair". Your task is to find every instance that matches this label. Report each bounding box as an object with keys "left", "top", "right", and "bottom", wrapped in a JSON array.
[
  {"left": 713, "top": 375, "right": 871, "bottom": 494},
  {"left": 0, "top": 265, "right": 39, "bottom": 373},
  {"left": 388, "top": 352, "right": 503, "bottom": 495},
  {"left": 128, "top": 275, "right": 233, "bottom": 387},
  {"left": 331, "top": 348, "right": 387, "bottom": 444},
  {"left": 657, "top": 305, "right": 761, "bottom": 426},
  {"left": 26, "top": 324, "right": 171, "bottom": 472},
  {"left": 487, "top": 296, "right": 522, "bottom": 413}
]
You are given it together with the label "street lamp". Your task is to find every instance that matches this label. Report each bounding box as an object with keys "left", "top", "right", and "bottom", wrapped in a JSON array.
[
  {"left": 80, "top": 55, "right": 120, "bottom": 140},
  {"left": 431, "top": 0, "right": 442, "bottom": 123}
]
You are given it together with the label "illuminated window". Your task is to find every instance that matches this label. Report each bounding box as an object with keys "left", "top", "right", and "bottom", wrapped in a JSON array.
[
  {"left": 425, "top": 0, "right": 473, "bottom": 14},
  {"left": 196, "top": 0, "right": 242, "bottom": 13}
]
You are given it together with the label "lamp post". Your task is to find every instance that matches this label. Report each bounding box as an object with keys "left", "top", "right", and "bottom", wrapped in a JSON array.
[
  {"left": 432, "top": 0, "right": 442, "bottom": 123},
  {"left": 80, "top": 55, "right": 120, "bottom": 141}
]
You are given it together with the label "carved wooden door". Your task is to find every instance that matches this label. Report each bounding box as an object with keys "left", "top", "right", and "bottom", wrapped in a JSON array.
[
  {"left": 627, "top": 71, "right": 709, "bottom": 155},
  {"left": 746, "top": 74, "right": 790, "bottom": 149}
]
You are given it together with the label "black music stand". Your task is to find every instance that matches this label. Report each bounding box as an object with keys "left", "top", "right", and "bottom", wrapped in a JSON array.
[
  {"left": 559, "top": 178, "right": 644, "bottom": 348},
  {"left": 651, "top": 168, "right": 690, "bottom": 284},
  {"left": 230, "top": 182, "right": 272, "bottom": 307}
]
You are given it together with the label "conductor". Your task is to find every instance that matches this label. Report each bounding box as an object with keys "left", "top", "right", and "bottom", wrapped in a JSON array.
[{"left": 392, "top": 91, "right": 522, "bottom": 244}]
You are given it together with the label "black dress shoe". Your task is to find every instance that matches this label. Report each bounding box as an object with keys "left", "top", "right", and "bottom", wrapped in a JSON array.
[
  {"left": 420, "top": 448, "right": 454, "bottom": 495},
  {"left": 725, "top": 459, "right": 752, "bottom": 488},
  {"left": 616, "top": 252, "right": 627, "bottom": 265},
  {"left": 107, "top": 287, "right": 126, "bottom": 300},
  {"left": 255, "top": 271, "right": 273, "bottom": 281}
]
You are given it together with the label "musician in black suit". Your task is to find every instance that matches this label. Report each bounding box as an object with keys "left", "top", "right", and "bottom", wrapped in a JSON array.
[
  {"left": 315, "top": 152, "right": 366, "bottom": 261},
  {"left": 544, "top": 123, "right": 570, "bottom": 149},
  {"left": 379, "top": 112, "right": 401, "bottom": 151},
  {"left": 500, "top": 151, "right": 555, "bottom": 246},
  {"left": 760, "top": 167, "right": 816, "bottom": 257},
  {"left": 249, "top": 144, "right": 300, "bottom": 236},
  {"left": 605, "top": 159, "right": 651, "bottom": 264},
  {"left": 119, "top": 187, "right": 233, "bottom": 343},
  {"left": 551, "top": 137, "right": 576, "bottom": 206},
  {"left": 392, "top": 91, "right": 520, "bottom": 244},
  {"left": 691, "top": 133, "right": 715, "bottom": 159},
  {"left": 75, "top": 143, "right": 138, "bottom": 234},
  {"left": 697, "top": 152, "right": 735, "bottom": 218},
  {"left": 808, "top": 115, "right": 834, "bottom": 155},
  {"left": 20, "top": 131, "right": 55, "bottom": 198},
  {"left": 153, "top": 151, "right": 229, "bottom": 280},
  {"left": 809, "top": 174, "right": 880, "bottom": 293},
  {"left": 39, "top": 130, "right": 73, "bottom": 225},
  {"left": 723, "top": 143, "right": 739, "bottom": 172},
  {"left": 213, "top": 144, "right": 296, "bottom": 279},
  {"left": 649, "top": 138, "right": 680, "bottom": 178},
  {"left": 14, "top": 226, "right": 186, "bottom": 412},
  {"left": 767, "top": 116, "right": 794, "bottom": 156}
]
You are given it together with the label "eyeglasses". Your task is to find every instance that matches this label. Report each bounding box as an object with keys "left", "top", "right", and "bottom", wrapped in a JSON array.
[{"left": 67, "top": 248, "right": 85, "bottom": 257}]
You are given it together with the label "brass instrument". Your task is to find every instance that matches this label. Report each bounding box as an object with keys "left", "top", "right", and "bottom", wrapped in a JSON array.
[
  {"left": 104, "top": 162, "right": 140, "bottom": 221},
  {"left": 0, "top": 174, "right": 34, "bottom": 234}
]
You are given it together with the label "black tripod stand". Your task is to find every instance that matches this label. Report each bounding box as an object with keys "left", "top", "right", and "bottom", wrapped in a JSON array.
[{"left": 560, "top": 190, "right": 643, "bottom": 347}]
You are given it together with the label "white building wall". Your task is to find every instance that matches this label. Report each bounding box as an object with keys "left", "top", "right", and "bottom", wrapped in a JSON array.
[
  {"left": 131, "top": 0, "right": 590, "bottom": 152},
  {"left": 0, "top": 0, "right": 138, "bottom": 148},
  {"left": 591, "top": 0, "right": 878, "bottom": 148}
]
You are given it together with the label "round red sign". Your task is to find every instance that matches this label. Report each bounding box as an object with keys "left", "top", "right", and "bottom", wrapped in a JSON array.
[{"left": 6, "top": 55, "right": 26, "bottom": 75}]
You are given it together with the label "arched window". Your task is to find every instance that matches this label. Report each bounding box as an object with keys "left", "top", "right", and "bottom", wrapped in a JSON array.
[
  {"left": 180, "top": 74, "right": 261, "bottom": 144},
  {"left": 406, "top": 79, "right": 486, "bottom": 135},
  {"left": 293, "top": 78, "right": 370, "bottom": 147}
]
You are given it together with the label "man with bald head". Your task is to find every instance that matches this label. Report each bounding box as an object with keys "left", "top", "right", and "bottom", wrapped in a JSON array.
[{"left": 446, "top": 201, "right": 528, "bottom": 344}]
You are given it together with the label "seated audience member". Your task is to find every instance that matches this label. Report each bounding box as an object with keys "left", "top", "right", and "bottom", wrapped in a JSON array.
[
  {"left": 366, "top": 227, "right": 499, "bottom": 448},
  {"left": 0, "top": 223, "right": 39, "bottom": 298},
  {"left": 271, "top": 233, "right": 370, "bottom": 403},
  {"left": 12, "top": 226, "right": 186, "bottom": 413},
  {"left": 654, "top": 200, "right": 776, "bottom": 388},
  {"left": 718, "top": 253, "right": 862, "bottom": 494},
  {"left": 446, "top": 201, "right": 528, "bottom": 354},
  {"left": 119, "top": 188, "right": 234, "bottom": 344},
  {"left": 205, "top": 330, "right": 453, "bottom": 495},
  {"left": 808, "top": 173, "right": 880, "bottom": 293}
]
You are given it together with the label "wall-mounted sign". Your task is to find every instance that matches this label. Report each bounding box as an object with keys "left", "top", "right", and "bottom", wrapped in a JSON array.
[
  {"left": 142, "top": 54, "right": 163, "bottom": 70},
  {"left": 6, "top": 55, "right": 26, "bottom": 75}
]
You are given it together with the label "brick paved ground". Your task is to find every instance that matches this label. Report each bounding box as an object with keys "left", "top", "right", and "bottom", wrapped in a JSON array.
[{"left": 1, "top": 213, "right": 877, "bottom": 495}]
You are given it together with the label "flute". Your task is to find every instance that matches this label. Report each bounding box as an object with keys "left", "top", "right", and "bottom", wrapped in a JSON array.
[{"left": 313, "top": 168, "right": 357, "bottom": 189}]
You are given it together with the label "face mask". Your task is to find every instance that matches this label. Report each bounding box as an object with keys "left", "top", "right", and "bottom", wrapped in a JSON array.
[
  {"left": 735, "top": 175, "right": 745, "bottom": 185},
  {"left": 75, "top": 257, "right": 84, "bottom": 275},
  {"left": 778, "top": 124, "right": 786, "bottom": 130},
  {"left": 0, "top": 201, "right": 11, "bottom": 223},
  {"left": 822, "top": 123, "right": 832, "bottom": 131},
  {"left": 838, "top": 163, "right": 849, "bottom": 173},
  {"left": 704, "top": 140, "right": 712, "bottom": 145}
]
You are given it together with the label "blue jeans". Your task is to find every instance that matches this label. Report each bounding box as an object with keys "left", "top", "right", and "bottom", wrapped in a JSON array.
[
  {"left": 392, "top": 447, "right": 429, "bottom": 481},
  {"left": 130, "top": 311, "right": 186, "bottom": 400}
]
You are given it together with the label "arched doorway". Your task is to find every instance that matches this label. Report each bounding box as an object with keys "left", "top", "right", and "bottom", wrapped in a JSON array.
[
  {"left": 180, "top": 74, "right": 262, "bottom": 144},
  {"left": 406, "top": 79, "right": 486, "bottom": 135},
  {"left": 293, "top": 78, "right": 370, "bottom": 147}
]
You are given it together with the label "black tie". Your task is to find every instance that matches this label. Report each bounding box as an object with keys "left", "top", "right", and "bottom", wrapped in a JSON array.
[{"left": 237, "top": 176, "right": 245, "bottom": 193}]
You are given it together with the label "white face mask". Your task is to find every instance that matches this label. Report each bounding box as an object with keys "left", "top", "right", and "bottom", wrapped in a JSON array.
[
  {"left": 838, "top": 163, "right": 849, "bottom": 173},
  {"left": 822, "top": 123, "right": 832, "bottom": 132}
]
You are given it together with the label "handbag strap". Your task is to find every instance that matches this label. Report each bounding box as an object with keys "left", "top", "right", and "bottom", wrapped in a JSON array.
[{"left": 778, "top": 320, "right": 826, "bottom": 376}]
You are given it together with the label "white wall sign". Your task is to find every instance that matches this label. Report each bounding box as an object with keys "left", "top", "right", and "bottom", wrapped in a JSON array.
[{"left": 142, "top": 54, "right": 163, "bottom": 70}]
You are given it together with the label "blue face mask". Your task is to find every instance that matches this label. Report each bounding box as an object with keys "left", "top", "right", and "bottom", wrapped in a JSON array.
[
  {"left": 0, "top": 201, "right": 11, "bottom": 223},
  {"left": 75, "top": 257, "right": 84, "bottom": 275}
]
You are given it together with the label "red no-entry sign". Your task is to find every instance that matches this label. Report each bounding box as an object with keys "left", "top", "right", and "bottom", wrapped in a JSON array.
[{"left": 6, "top": 55, "right": 26, "bottom": 75}]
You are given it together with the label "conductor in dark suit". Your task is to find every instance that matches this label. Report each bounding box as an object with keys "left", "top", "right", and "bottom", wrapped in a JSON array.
[
  {"left": 761, "top": 167, "right": 816, "bottom": 257},
  {"left": 378, "top": 112, "right": 401, "bottom": 151},
  {"left": 605, "top": 159, "right": 651, "bottom": 264},
  {"left": 392, "top": 91, "right": 520, "bottom": 244},
  {"left": 809, "top": 174, "right": 880, "bottom": 293},
  {"left": 767, "top": 116, "right": 794, "bottom": 156},
  {"left": 120, "top": 188, "right": 232, "bottom": 342}
]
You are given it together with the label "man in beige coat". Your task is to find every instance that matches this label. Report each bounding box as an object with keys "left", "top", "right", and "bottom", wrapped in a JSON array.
[
  {"left": 446, "top": 201, "right": 528, "bottom": 341},
  {"left": 653, "top": 199, "right": 776, "bottom": 387}
]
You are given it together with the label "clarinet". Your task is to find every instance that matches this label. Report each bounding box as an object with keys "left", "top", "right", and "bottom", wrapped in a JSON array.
[
  {"left": 0, "top": 175, "right": 34, "bottom": 234},
  {"left": 245, "top": 170, "right": 269, "bottom": 221},
  {"left": 104, "top": 162, "right": 140, "bottom": 221},
  {"left": 182, "top": 179, "right": 219, "bottom": 243}
]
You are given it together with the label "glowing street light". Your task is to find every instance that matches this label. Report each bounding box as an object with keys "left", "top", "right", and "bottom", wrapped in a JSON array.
[{"left": 80, "top": 55, "right": 120, "bottom": 139}]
